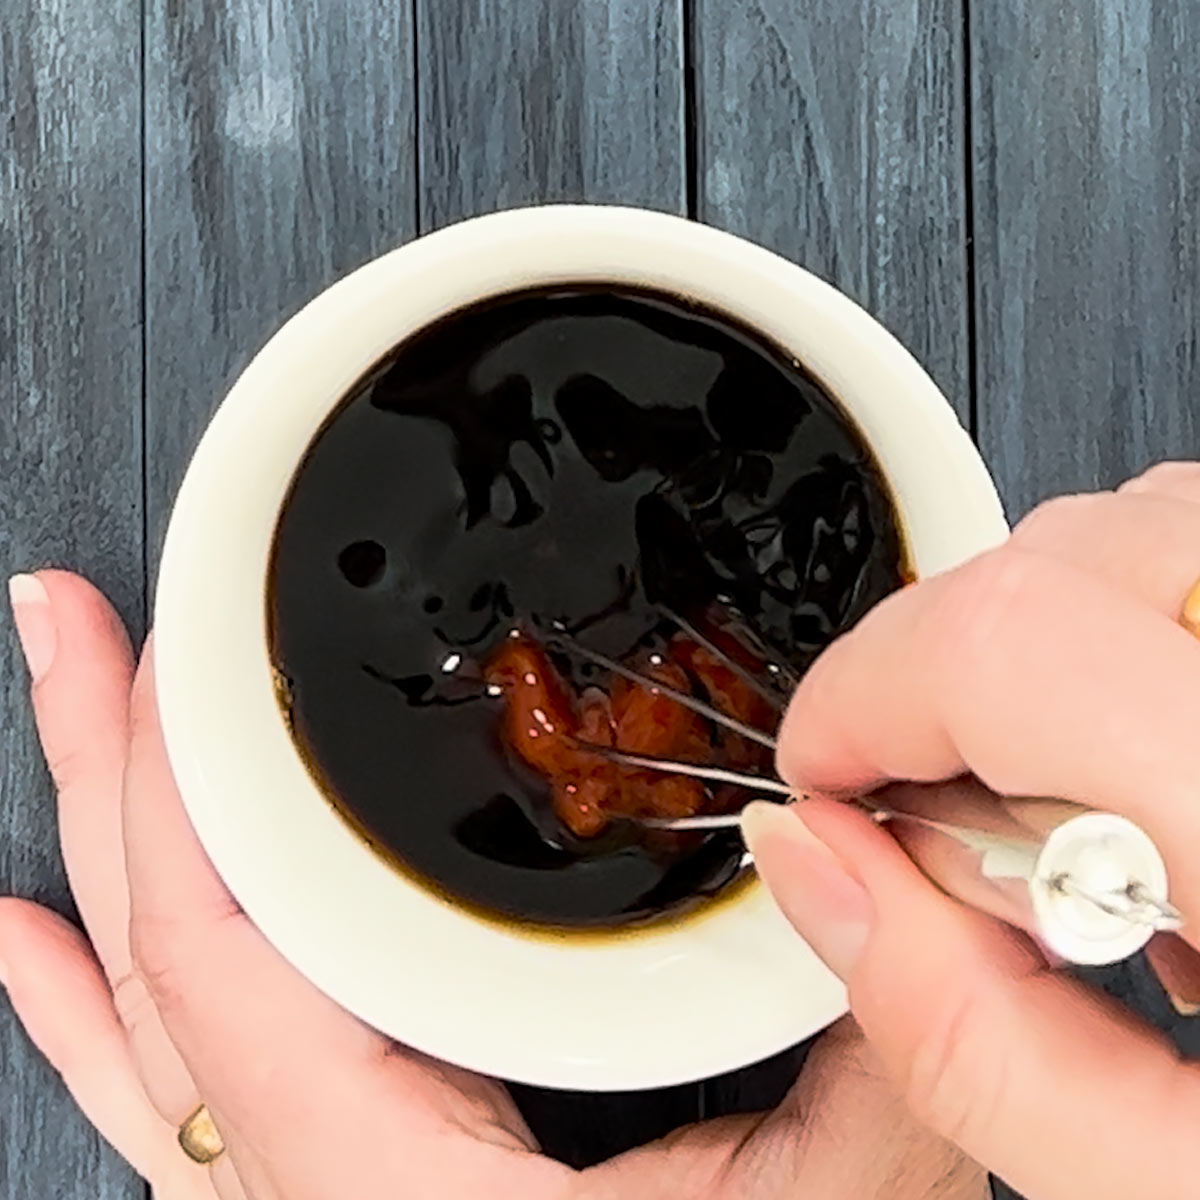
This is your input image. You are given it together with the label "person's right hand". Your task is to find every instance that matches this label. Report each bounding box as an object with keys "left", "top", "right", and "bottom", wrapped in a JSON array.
[{"left": 747, "top": 461, "right": 1200, "bottom": 1200}]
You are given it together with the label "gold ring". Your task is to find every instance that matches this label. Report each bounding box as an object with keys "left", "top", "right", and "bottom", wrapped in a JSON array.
[
  {"left": 179, "top": 1104, "right": 225, "bottom": 1165},
  {"left": 1182, "top": 577, "right": 1200, "bottom": 637}
]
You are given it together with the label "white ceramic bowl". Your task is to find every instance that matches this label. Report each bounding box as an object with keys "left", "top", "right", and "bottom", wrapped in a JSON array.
[{"left": 156, "top": 206, "right": 1008, "bottom": 1091}]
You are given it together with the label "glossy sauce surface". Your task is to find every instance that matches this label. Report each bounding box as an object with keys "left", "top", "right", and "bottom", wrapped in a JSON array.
[{"left": 268, "top": 286, "right": 907, "bottom": 928}]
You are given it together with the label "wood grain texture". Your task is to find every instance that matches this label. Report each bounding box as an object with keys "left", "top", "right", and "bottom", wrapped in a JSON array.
[
  {"left": 0, "top": 1, "right": 144, "bottom": 1197},
  {"left": 692, "top": 0, "right": 968, "bottom": 1120},
  {"left": 416, "top": 0, "right": 685, "bottom": 229},
  {"left": 415, "top": 0, "right": 693, "bottom": 1161},
  {"left": 694, "top": 0, "right": 970, "bottom": 413},
  {"left": 972, "top": 0, "right": 1200, "bottom": 517},
  {"left": 144, "top": 0, "right": 419, "bottom": 571}
]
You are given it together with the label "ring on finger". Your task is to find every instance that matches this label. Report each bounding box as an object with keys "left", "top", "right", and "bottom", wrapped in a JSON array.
[
  {"left": 178, "top": 1104, "right": 225, "bottom": 1165},
  {"left": 1181, "top": 577, "right": 1200, "bottom": 636}
]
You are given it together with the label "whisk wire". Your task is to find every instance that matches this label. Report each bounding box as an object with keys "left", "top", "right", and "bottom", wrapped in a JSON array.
[
  {"left": 572, "top": 739, "right": 793, "bottom": 796},
  {"left": 656, "top": 604, "right": 786, "bottom": 708},
  {"left": 536, "top": 617, "right": 1184, "bottom": 948},
  {"left": 549, "top": 628, "right": 778, "bottom": 751}
]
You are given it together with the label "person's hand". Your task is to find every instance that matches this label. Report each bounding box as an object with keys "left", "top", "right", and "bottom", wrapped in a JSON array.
[
  {"left": 0, "top": 570, "right": 986, "bottom": 1199},
  {"left": 748, "top": 461, "right": 1200, "bottom": 1200}
]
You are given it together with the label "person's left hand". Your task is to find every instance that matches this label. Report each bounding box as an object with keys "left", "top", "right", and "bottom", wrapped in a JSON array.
[{"left": 0, "top": 569, "right": 986, "bottom": 1199}]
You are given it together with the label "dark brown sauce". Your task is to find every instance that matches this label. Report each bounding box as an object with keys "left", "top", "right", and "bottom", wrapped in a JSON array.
[{"left": 268, "top": 285, "right": 908, "bottom": 929}]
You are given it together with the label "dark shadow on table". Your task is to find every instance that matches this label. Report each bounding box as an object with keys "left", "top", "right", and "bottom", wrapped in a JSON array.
[{"left": 510, "top": 1040, "right": 816, "bottom": 1168}]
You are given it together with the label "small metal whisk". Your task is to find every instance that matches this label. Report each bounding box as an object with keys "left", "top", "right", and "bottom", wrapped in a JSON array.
[{"left": 547, "top": 617, "right": 1182, "bottom": 968}]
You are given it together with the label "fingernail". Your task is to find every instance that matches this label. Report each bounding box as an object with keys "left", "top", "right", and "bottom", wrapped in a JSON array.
[
  {"left": 8, "top": 574, "right": 56, "bottom": 683},
  {"left": 742, "top": 801, "right": 873, "bottom": 978},
  {"left": 1168, "top": 991, "right": 1200, "bottom": 1018}
]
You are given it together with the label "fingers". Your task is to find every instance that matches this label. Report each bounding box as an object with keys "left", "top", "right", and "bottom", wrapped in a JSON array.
[
  {"left": 779, "top": 471, "right": 1200, "bottom": 1010},
  {"left": 763, "top": 470, "right": 1200, "bottom": 1194},
  {"left": 0, "top": 907, "right": 228, "bottom": 1200},
  {"left": 746, "top": 802, "right": 1200, "bottom": 1200},
  {"left": 779, "top": 467, "right": 1200, "bottom": 808},
  {"left": 583, "top": 1016, "right": 986, "bottom": 1199},
  {"left": 1011, "top": 490, "right": 1200, "bottom": 618},
  {"left": 0, "top": 900, "right": 228, "bottom": 1200},
  {"left": 743, "top": 1017, "right": 986, "bottom": 1199},
  {"left": 777, "top": 551, "right": 1200, "bottom": 921},
  {"left": 10, "top": 571, "right": 136, "bottom": 982},
  {"left": 0, "top": 898, "right": 178, "bottom": 1182},
  {"left": 9, "top": 573, "right": 210, "bottom": 1131},
  {"left": 1120, "top": 460, "right": 1200, "bottom": 504}
]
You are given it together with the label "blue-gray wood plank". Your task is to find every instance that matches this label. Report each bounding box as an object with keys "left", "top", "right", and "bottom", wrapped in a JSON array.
[
  {"left": 694, "top": 0, "right": 970, "bottom": 418},
  {"left": 972, "top": 0, "right": 1200, "bottom": 516},
  {"left": 144, "top": 0, "right": 419, "bottom": 572},
  {"left": 0, "top": 1, "right": 145, "bottom": 1198},
  {"left": 417, "top": 0, "right": 686, "bottom": 230}
]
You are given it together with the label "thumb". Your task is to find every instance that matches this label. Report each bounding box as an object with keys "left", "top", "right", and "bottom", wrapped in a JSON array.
[{"left": 743, "top": 800, "right": 1200, "bottom": 1200}]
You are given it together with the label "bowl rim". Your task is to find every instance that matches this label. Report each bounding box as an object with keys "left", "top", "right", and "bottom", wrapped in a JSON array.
[{"left": 155, "top": 204, "right": 1009, "bottom": 1091}]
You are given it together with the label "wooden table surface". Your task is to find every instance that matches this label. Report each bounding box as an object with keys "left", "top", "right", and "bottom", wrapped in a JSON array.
[{"left": 4, "top": 2, "right": 1200, "bottom": 1196}]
